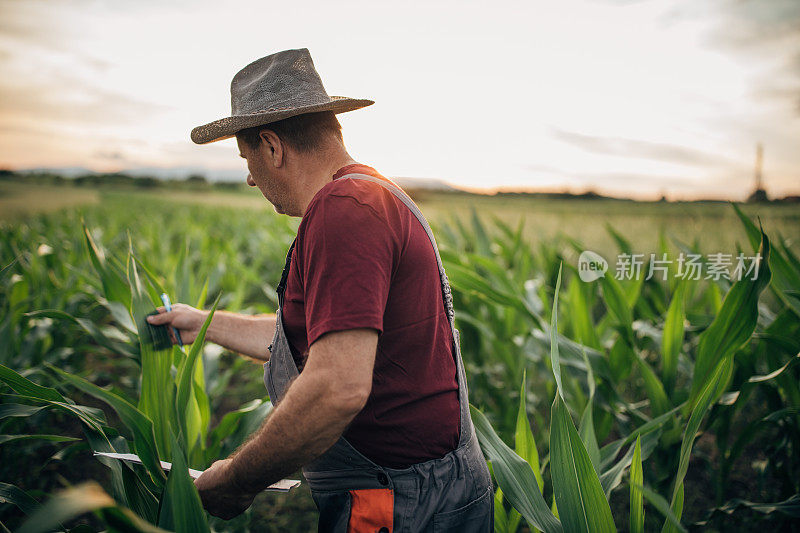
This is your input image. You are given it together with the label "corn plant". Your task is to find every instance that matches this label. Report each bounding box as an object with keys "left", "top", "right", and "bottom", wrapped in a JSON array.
[
  {"left": 0, "top": 230, "right": 272, "bottom": 532},
  {"left": 467, "top": 209, "right": 800, "bottom": 531}
]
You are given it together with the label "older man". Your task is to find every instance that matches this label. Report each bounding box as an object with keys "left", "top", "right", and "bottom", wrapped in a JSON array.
[{"left": 147, "top": 48, "right": 492, "bottom": 532}]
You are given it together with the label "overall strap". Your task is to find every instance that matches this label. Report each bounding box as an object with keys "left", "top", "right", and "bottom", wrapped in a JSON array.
[
  {"left": 342, "top": 174, "right": 456, "bottom": 327},
  {"left": 276, "top": 240, "right": 296, "bottom": 308},
  {"left": 341, "top": 173, "right": 472, "bottom": 446}
]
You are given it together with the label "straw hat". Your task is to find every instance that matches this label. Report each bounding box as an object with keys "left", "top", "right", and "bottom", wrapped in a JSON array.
[{"left": 191, "top": 48, "right": 373, "bottom": 144}]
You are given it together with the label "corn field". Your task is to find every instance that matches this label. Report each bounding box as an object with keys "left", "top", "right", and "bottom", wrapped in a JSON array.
[{"left": 1, "top": 190, "right": 799, "bottom": 532}]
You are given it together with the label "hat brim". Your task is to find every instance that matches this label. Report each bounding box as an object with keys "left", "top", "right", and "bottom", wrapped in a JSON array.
[{"left": 191, "top": 96, "right": 374, "bottom": 145}]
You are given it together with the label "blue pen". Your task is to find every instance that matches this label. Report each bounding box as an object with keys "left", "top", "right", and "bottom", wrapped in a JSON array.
[{"left": 159, "top": 293, "right": 185, "bottom": 349}]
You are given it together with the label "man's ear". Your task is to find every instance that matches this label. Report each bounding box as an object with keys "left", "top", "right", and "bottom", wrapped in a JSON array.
[{"left": 260, "top": 129, "right": 284, "bottom": 167}]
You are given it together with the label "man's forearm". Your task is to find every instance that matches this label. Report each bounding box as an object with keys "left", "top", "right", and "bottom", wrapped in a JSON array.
[
  {"left": 227, "top": 369, "right": 362, "bottom": 492},
  {"left": 207, "top": 311, "right": 276, "bottom": 361}
]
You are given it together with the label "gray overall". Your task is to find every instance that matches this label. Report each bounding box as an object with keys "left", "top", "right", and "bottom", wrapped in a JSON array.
[{"left": 263, "top": 174, "right": 493, "bottom": 532}]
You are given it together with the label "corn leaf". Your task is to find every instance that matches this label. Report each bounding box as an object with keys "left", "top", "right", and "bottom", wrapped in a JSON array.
[
  {"left": 157, "top": 432, "right": 210, "bottom": 532},
  {"left": 629, "top": 436, "right": 644, "bottom": 533},
  {"left": 695, "top": 494, "right": 800, "bottom": 525},
  {"left": 550, "top": 394, "right": 616, "bottom": 533},
  {"left": 0, "top": 363, "right": 63, "bottom": 402},
  {"left": 600, "top": 427, "right": 660, "bottom": 497},
  {"left": 0, "top": 482, "right": 41, "bottom": 516},
  {"left": 733, "top": 203, "right": 800, "bottom": 318},
  {"left": 689, "top": 227, "right": 771, "bottom": 407},
  {"left": 515, "top": 370, "right": 544, "bottom": 492},
  {"left": 635, "top": 356, "right": 671, "bottom": 416},
  {"left": 16, "top": 481, "right": 167, "bottom": 533},
  {"left": 661, "top": 280, "right": 686, "bottom": 393},
  {"left": 637, "top": 485, "right": 686, "bottom": 533},
  {"left": 471, "top": 405, "right": 562, "bottom": 533},
  {"left": 548, "top": 262, "right": 616, "bottom": 533},
  {"left": 0, "top": 403, "right": 49, "bottom": 420},
  {"left": 550, "top": 263, "right": 565, "bottom": 397},
  {"left": 175, "top": 294, "right": 219, "bottom": 456},
  {"left": 49, "top": 365, "right": 166, "bottom": 484},
  {"left": 83, "top": 224, "right": 131, "bottom": 306},
  {"left": 0, "top": 434, "right": 79, "bottom": 444},
  {"left": 665, "top": 359, "right": 729, "bottom": 531},
  {"left": 129, "top": 252, "right": 175, "bottom": 458}
]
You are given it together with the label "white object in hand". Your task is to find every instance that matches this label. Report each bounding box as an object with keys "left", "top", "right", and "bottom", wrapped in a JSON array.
[{"left": 93, "top": 452, "right": 301, "bottom": 492}]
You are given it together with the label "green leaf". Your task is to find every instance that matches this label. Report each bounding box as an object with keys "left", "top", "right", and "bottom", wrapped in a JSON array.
[
  {"left": 0, "top": 364, "right": 63, "bottom": 402},
  {"left": 600, "top": 429, "right": 660, "bottom": 497},
  {"left": 548, "top": 261, "right": 615, "bottom": 533},
  {"left": 175, "top": 294, "right": 219, "bottom": 455},
  {"left": 0, "top": 434, "right": 80, "bottom": 445},
  {"left": 661, "top": 280, "right": 686, "bottom": 393},
  {"left": 0, "top": 482, "right": 41, "bottom": 516},
  {"left": 629, "top": 436, "right": 644, "bottom": 533},
  {"left": 83, "top": 224, "right": 131, "bottom": 306},
  {"left": 157, "top": 432, "right": 210, "bottom": 532},
  {"left": 635, "top": 355, "right": 671, "bottom": 417},
  {"left": 733, "top": 203, "right": 800, "bottom": 318},
  {"left": 16, "top": 482, "right": 167, "bottom": 533},
  {"left": 494, "top": 487, "right": 510, "bottom": 533},
  {"left": 599, "top": 404, "right": 684, "bottom": 472},
  {"left": 129, "top": 252, "right": 175, "bottom": 459},
  {"left": 207, "top": 399, "right": 272, "bottom": 459},
  {"left": 600, "top": 274, "right": 633, "bottom": 330},
  {"left": 515, "top": 371, "right": 544, "bottom": 492},
  {"left": 662, "top": 485, "right": 684, "bottom": 533},
  {"left": 638, "top": 485, "right": 687, "bottom": 533},
  {"left": 566, "top": 269, "right": 600, "bottom": 349},
  {"left": 665, "top": 359, "right": 729, "bottom": 530},
  {"left": 578, "top": 399, "right": 601, "bottom": 475},
  {"left": 49, "top": 365, "right": 166, "bottom": 484},
  {"left": 446, "top": 261, "right": 541, "bottom": 323},
  {"left": 25, "top": 309, "right": 136, "bottom": 360},
  {"left": 695, "top": 494, "right": 800, "bottom": 524},
  {"left": 0, "top": 403, "right": 48, "bottom": 420},
  {"left": 550, "top": 263, "right": 564, "bottom": 397},
  {"left": 550, "top": 394, "right": 616, "bottom": 533},
  {"left": 689, "top": 227, "right": 771, "bottom": 407},
  {"left": 471, "top": 405, "right": 562, "bottom": 533}
]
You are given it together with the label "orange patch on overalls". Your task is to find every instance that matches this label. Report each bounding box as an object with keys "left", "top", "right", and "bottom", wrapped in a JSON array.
[{"left": 347, "top": 488, "right": 393, "bottom": 533}]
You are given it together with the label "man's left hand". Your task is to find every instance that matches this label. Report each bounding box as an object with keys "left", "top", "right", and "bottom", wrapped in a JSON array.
[{"left": 195, "top": 458, "right": 258, "bottom": 520}]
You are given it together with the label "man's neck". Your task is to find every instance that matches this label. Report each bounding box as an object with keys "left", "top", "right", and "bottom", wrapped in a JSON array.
[{"left": 293, "top": 146, "right": 357, "bottom": 216}]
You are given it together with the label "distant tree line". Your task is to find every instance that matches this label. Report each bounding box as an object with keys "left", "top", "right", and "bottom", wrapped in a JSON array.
[
  {"left": 0, "top": 169, "right": 250, "bottom": 193},
  {"left": 1, "top": 168, "right": 798, "bottom": 203}
]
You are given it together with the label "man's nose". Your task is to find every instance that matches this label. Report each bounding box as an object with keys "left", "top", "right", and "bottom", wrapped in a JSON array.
[{"left": 246, "top": 173, "right": 256, "bottom": 187}]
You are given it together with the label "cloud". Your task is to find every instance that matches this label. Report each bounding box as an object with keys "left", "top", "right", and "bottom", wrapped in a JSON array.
[
  {"left": 550, "top": 128, "right": 730, "bottom": 168},
  {"left": 0, "top": 0, "right": 112, "bottom": 72},
  {"left": 0, "top": 81, "right": 170, "bottom": 129},
  {"left": 663, "top": 0, "right": 800, "bottom": 114},
  {"left": 571, "top": 171, "right": 698, "bottom": 187},
  {"left": 705, "top": 0, "right": 800, "bottom": 50}
]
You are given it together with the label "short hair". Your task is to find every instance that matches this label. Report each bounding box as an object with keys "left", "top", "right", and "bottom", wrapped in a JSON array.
[{"left": 236, "top": 111, "right": 343, "bottom": 153}]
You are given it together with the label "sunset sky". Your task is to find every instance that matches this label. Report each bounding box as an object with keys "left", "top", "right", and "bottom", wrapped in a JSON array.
[{"left": 0, "top": 0, "right": 798, "bottom": 200}]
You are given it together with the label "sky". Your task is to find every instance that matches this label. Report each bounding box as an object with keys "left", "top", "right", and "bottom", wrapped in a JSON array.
[{"left": 0, "top": 0, "right": 798, "bottom": 200}]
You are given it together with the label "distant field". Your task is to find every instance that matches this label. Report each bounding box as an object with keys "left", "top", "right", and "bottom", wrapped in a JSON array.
[
  {"left": 0, "top": 181, "right": 100, "bottom": 219},
  {"left": 417, "top": 191, "right": 800, "bottom": 260},
  {"left": 3, "top": 181, "right": 797, "bottom": 261}
]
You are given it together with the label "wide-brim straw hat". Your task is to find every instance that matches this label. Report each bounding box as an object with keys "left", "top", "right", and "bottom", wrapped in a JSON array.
[{"left": 191, "top": 48, "right": 373, "bottom": 145}]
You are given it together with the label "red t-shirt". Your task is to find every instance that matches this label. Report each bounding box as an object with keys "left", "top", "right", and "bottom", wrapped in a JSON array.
[{"left": 281, "top": 163, "right": 460, "bottom": 468}]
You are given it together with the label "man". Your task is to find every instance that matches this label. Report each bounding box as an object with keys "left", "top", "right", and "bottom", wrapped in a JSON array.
[{"left": 147, "top": 48, "right": 492, "bottom": 532}]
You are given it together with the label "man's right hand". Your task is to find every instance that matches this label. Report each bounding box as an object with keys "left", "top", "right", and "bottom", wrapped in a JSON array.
[
  {"left": 147, "top": 305, "right": 277, "bottom": 361},
  {"left": 146, "top": 304, "right": 209, "bottom": 345}
]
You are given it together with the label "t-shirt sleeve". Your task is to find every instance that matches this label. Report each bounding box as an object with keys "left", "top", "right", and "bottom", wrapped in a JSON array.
[{"left": 298, "top": 191, "right": 396, "bottom": 346}]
